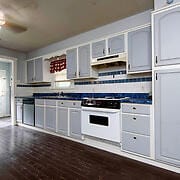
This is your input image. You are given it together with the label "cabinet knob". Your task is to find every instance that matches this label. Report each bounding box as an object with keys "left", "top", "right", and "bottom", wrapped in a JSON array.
[
  {"left": 73, "top": 102, "right": 76, "bottom": 105},
  {"left": 61, "top": 102, "right": 63, "bottom": 104},
  {"left": 133, "top": 117, "right": 136, "bottom": 120},
  {"left": 133, "top": 107, "right": 136, "bottom": 110},
  {"left": 133, "top": 137, "right": 137, "bottom": 140},
  {"left": 79, "top": 72, "right": 80, "bottom": 76},
  {"left": 108, "top": 48, "right": 110, "bottom": 54},
  {"left": 75, "top": 72, "right": 76, "bottom": 76}
]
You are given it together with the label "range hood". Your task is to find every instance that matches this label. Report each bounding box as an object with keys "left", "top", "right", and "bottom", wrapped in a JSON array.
[{"left": 91, "top": 53, "right": 126, "bottom": 67}]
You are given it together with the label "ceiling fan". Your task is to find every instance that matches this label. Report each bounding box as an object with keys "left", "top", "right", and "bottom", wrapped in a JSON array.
[{"left": 0, "top": 10, "right": 27, "bottom": 33}]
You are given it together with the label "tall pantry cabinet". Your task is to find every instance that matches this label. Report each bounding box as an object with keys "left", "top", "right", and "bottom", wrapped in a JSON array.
[{"left": 153, "top": 4, "right": 180, "bottom": 167}]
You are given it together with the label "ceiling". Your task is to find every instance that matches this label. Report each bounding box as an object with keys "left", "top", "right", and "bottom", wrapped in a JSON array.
[{"left": 0, "top": 0, "right": 153, "bottom": 52}]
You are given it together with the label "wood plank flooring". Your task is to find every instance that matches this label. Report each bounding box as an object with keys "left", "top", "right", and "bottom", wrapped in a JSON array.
[{"left": 0, "top": 126, "right": 179, "bottom": 180}]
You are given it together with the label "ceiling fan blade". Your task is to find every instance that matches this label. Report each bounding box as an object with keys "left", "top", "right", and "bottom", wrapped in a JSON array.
[{"left": 3, "top": 21, "right": 27, "bottom": 33}]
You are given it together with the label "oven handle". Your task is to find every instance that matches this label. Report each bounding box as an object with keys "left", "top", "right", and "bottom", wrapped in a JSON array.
[{"left": 81, "top": 107, "right": 120, "bottom": 113}]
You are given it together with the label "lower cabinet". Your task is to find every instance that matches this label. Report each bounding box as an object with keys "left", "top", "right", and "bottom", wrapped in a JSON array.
[
  {"left": 122, "top": 132, "right": 150, "bottom": 156},
  {"left": 155, "top": 69, "right": 180, "bottom": 166},
  {"left": 69, "top": 108, "right": 81, "bottom": 139},
  {"left": 35, "top": 106, "right": 44, "bottom": 128},
  {"left": 57, "top": 107, "right": 68, "bottom": 135},
  {"left": 121, "top": 103, "right": 151, "bottom": 157},
  {"left": 45, "top": 107, "right": 56, "bottom": 132}
]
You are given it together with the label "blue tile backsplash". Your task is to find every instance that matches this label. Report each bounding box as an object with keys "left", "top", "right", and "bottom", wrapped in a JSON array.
[{"left": 75, "top": 77, "right": 152, "bottom": 86}]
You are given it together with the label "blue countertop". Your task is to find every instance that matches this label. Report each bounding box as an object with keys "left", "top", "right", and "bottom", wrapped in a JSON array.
[{"left": 15, "top": 93, "right": 152, "bottom": 104}]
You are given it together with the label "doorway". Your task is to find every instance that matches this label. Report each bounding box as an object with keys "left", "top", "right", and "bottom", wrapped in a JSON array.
[{"left": 0, "top": 57, "right": 14, "bottom": 127}]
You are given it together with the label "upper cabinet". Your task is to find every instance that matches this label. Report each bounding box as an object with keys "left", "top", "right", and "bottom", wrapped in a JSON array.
[
  {"left": 66, "top": 48, "right": 77, "bottom": 79},
  {"left": 128, "top": 26, "right": 152, "bottom": 73},
  {"left": 154, "top": 0, "right": 180, "bottom": 10},
  {"left": 27, "top": 57, "right": 52, "bottom": 83},
  {"left": 92, "top": 35, "right": 125, "bottom": 59},
  {"left": 66, "top": 44, "right": 97, "bottom": 80},
  {"left": 108, "top": 35, "right": 125, "bottom": 55},
  {"left": 78, "top": 44, "right": 91, "bottom": 77},
  {"left": 154, "top": 6, "right": 180, "bottom": 66},
  {"left": 92, "top": 40, "right": 106, "bottom": 58}
]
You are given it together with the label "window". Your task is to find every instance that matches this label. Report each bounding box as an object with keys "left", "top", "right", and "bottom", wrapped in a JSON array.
[{"left": 52, "top": 69, "right": 73, "bottom": 89}]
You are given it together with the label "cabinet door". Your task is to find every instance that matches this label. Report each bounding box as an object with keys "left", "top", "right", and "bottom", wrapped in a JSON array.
[
  {"left": 16, "top": 104, "right": 22, "bottom": 123},
  {"left": 27, "top": 60, "right": 34, "bottom": 83},
  {"left": 78, "top": 44, "right": 90, "bottom": 77},
  {"left": 108, "top": 35, "right": 124, "bottom": 55},
  {"left": 154, "top": 7, "right": 180, "bottom": 66},
  {"left": 57, "top": 107, "right": 68, "bottom": 135},
  {"left": 66, "top": 48, "right": 77, "bottom": 79},
  {"left": 45, "top": 107, "right": 56, "bottom": 132},
  {"left": 35, "top": 58, "right": 43, "bottom": 82},
  {"left": 35, "top": 106, "right": 44, "bottom": 128},
  {"left": 69, "top": 108, "right": 81, "bottom": 138},
  {"left": 128, "top": 26, "right": 152, "bottom": 72},
  {"left": 92, "top": 40, "right": 106, "bottom": 58},
  {"left": 155, "top": 69, "right": 180, "bottom": 166}
]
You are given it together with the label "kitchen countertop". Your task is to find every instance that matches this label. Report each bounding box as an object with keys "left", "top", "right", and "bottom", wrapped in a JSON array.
[
  {"left": 120, "top": 98, "right": 152, "bottom": 105},
  {"left": 15, "top": 93, "right": 152, "bottom": 104}
]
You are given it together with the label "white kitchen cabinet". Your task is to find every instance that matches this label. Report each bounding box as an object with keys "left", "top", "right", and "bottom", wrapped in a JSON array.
[
  {"left": 69, "top": 108, "right": 81, "bottom": 139},
  {"left": 92, "top": 40, "right": 106, "bottom": 58},
  {"left": 155, "top": 69, "right": 180, "bottom": 166},
  {"left": 16, "top": 98, "right": 23, "bottom": 123},
  {"left": 128, "top": 26, "right": 152, "bottom": 73},
  {"left": 57, "top": 107, "right": 68, "bottom": 135},
  {"left": 66, "top": 48, "right": 77, "bottom": 79},
  {"left": 121, "top": 103, "right": 151, "bottom": 157},
  {"left": 108, "top": 34, "right": 125, "bottom": 55},
  {"left": 154, "top": 6, "right": 180, "bottom": 66},
  {"left": 45, "top": 106, "right": 56, "bottom": 132},
  {"left": 154, "top": 0, "right": 180, "bottom": 10},
  {"left": 27, "top": 57, "right": 51, "bottom": 83},
  {"left": 66, "top": 45, "right": 97, "bottom": 79},
  {"left": 35, "top": 106, "right": 44, "bottom": 128}
]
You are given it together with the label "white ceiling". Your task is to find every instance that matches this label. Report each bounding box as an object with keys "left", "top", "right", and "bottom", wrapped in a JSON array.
[{"left": 0, "top": 0, "right": 153, "bottom": 52}]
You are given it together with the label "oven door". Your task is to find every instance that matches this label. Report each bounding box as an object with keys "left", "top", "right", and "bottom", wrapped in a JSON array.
[{"left": 81, "top": 107, "right": 121, "bottom": 143}]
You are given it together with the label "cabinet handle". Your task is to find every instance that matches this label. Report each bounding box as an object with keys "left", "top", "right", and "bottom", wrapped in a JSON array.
[
  {"left": 103, "top": 49, "right": 105, "bottom": 55},
  {"left": 108, "top": 48, "right": 110, "bottom": 54},
  {"left": 79, "top": 72, "right": 80, "bottom": 76},
  {"left": 61, "top": 102, "right": 63, "bottom": 104},
  {"left": 133, "top": 117, "right": 136, "bottom": 120},
  {"left": 133, "top": 137, "right": 137, "bottom": 140},
  {"left": 73, "top": 102, "right": 76, "bottom": 105},
  {"left": 155, "top": 56, "right": 158, "bottom": 64},
  {"left": 128, "top": 64, "right": 130, "bottom": 69},
  {"left": 75, "top": 72, "right": 76, "bottom": 76},
  {"left": 133, "top": 107, "right": 136, "bottom": 110}
]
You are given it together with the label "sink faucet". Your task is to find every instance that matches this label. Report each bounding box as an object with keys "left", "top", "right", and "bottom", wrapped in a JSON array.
[{"left": 60, "top": 91, "right": 64, "bottom": 97}]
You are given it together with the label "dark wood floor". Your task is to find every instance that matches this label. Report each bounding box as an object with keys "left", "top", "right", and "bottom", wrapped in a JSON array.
[{"left": 0, "top": 126, "right": 179, "bottom": 180}]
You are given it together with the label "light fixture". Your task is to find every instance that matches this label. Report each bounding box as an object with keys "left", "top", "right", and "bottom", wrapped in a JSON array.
[{"left": 0, "top": 11, "right": 5, "bottom": 26}]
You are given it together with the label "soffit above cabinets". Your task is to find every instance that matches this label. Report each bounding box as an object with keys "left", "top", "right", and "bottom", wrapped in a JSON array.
[{"left": 0, "top": 0, "right": 153, "bottom": 52}]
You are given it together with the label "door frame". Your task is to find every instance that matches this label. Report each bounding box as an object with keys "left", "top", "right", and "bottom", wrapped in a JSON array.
[{"left": 0, "top": 56, "right": 17, "bottom": 125}]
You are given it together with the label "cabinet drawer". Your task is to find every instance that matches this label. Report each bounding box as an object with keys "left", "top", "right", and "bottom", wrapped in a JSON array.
[
  {"left": 122, "top": 132, "right": 150, "bottom": 156},
  {"left": 122, "top": 104, "right": 150, "bottom": 115},
  {"left": 35, "top": 99, "right": 44, "bottom": 105},
  {"left": 122, "top": 114, "right": 150, "bottom": 136},
  {"left": 57, "top": 101, "right": 81, "bottom": 108},
  {"left": 45, "top": 100, "right": 56, "bottom": 106}
]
